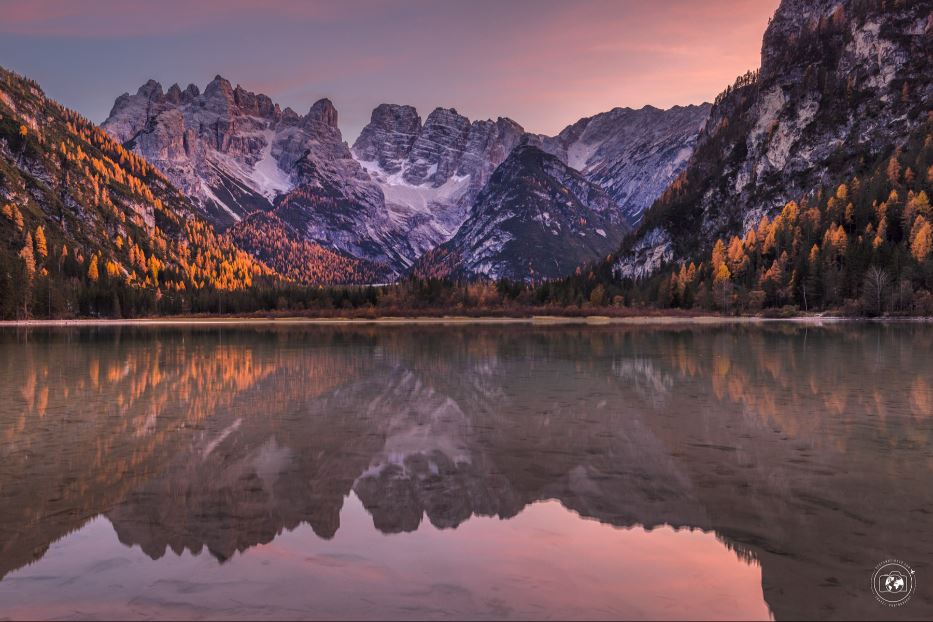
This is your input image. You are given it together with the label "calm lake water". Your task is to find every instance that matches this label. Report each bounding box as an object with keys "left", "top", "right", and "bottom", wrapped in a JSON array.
[{"left": 0, "top": 323, "right": 931, "bottom": 620}]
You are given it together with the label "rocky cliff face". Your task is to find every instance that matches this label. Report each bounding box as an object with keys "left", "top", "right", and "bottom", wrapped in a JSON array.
[
  {"left": 615, "top": 0, "right": 933, "bottom": 278},
  {"left": 414, "top": 146, "right": 629, "bottom": 281},
  {"left": 102, "top": 76, "right": 428, "bottom": 277},
  {"left": 350, "top": 102, "right": 702, "bottom": 277},
  {"left": 528, "top": 104, "right": 710, "bottom": 224},
  {"left": 103, "top": 78, "right": 713, "bottom": 281},
  {"left": 351, "top": 105, "right": 526, "bottom": 264},
  {"left": 351, "top": 103, "right": 421, "bottom": 174},
  {"left": 0, "top": 65, "right": 272, "bottom": 310},
  {"left": 102, "top": 76, "right": 374, "bottom": 231}
]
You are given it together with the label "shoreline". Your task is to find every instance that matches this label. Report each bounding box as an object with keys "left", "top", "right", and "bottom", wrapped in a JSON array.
[{"left": 2, "top": 314, "right": 926, "bottom": 327}]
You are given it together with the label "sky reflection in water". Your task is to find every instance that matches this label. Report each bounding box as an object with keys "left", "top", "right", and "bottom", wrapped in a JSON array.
[{"left": 0, "top": 323, "right": 931, "bottom": 620}]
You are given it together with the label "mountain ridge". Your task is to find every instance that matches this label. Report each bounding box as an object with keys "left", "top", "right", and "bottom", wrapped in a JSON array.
[{"left": 102, "top": 80, "right": 710, "bottom": 280}]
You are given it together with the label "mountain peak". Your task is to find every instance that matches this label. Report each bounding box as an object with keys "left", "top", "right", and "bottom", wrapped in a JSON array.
[
  {"left": 307, "top": 98, "right": 338, "bottom": 129},
  {"left": 369, "top": 103, "right": 419, "bottom": 122},
  {"left": 136, "top": 79, "right": 163, "bottom": 99},
  {"left": 165, "top": 83, "right": 183, "bottom": 104},
  {"left": 205, "top": 75, "right": 233, "bottom": 96},
  {"left": 413, "top": 141, "right": 628, "bottom": 281},
  {"left": 425, "top": 107, "right": 467, "bottom": 123}
]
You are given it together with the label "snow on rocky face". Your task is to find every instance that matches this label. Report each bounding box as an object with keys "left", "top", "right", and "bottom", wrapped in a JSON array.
[
  {"left": 526, "top": 104, "right": 711, "bottom": 224},
  {"left": 349, "top": 102, "right": 705, "bottom": 278},
  {"left": 104, "top": 78, "right": 713, "bottom": 281},
  {"left": 102, "top": 76, "right": 358, "bottom": 230},
  {"left": 351, "top": 105, "right": 526, "bottom": 261}
]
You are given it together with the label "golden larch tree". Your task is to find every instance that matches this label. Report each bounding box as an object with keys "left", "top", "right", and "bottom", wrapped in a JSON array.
[{"left": 34, "top": 226, "right": 48, "bottom": 258}]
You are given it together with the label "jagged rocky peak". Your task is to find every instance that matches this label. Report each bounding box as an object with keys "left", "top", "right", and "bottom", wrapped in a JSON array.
[
  {"left": 165, "top": 83, "right": 184, "bottom": 104},
  {"left": 402, "top": 107, "right": 473, "bottom": 186},
  {"left": 102, "top": 75, "right": 358, "bottom": 229},
  {"left": 202, "top": 75, "right": 235, "bottom": 114},
  {"left": 136, "top": 78, "right": 163, "bottom": 99},
  {"left": 353, "top": 102, "right": 525, "bottom": 189},
  {"left": 458, "top": 117, "right": 525, "bottom": 168},
  {"left": 760, "top": 0, "right": 843, "bottom": 78},
  {"left": 345, "top": 102, "right": 528, "bottom": 272},
  {"left": 307, "top": 98, "right": 338, "bottom": 129},
  {"left": 351, "top": 103, "right": 422, "bottom": 173},
  {"left": 232, "top": 84, "right": 277, "bottom": 119}
]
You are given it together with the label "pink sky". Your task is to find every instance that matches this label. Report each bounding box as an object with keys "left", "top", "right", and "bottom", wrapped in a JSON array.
[{"left": 0, "top": 0, "right": 780, "bottom": 140}]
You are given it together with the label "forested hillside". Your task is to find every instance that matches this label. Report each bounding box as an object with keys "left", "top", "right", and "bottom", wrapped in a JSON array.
[
  {"left": 537, "top": 116, "right": 933, "bottom": 315},
  {"left": 0, "top": 66, "right": 274, "bottom": 319},
  {"left": 628, "top": 116, "right": 933, "bottom": 314}
]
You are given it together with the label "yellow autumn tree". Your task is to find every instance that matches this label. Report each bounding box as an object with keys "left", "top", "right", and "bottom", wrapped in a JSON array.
[
  {"left": 714, "top": 262, "right": 731, "bottom": 283},
  {"left": 727, "top": 236, "right": 747, "bottom": 273},
  {"left": 5, "top": 204, "right": 25, "bottom": 231},
  {"left": 711, "top": 239, "right": 727, "bottom": 272},
  {"left": 712, "top": 262, "right": 732, "bottom": 312},
  {"left": 911, "top": 218, "right": 932, "bottom": 262},
  {"left": 34, "top": 225, "right": 48, "bottom": 258},
  {"left": 907, "top": 191, "right": 931, "bottom": 220},
  {"left": 105, "top": 260, "right": 121, "bottom": 279},
  {"left": 19, "top": 233, "right": 36, "bottom": 279},
  {"left": 887, "top": 154, "right": 901, "bottom": 184},
  {"left": 87, "top": 255, "right": 100, "bottom": 282},
  {"left": 676, "top": 263, "right": 689, "bottom": 299},
  {"left": 874, "top": 217, "right": 888, "bottom": 249},
  {"left": 808, "top": 244, "right": 820, "bottom": 268}
]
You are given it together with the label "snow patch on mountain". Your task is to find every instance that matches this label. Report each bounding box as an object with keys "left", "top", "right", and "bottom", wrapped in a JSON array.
[
  {"left": 527, "top": 104, "right": 711, "bottom": 224},
  {"left": 250, "top": 130, "right": 294, "bottom": 200}
]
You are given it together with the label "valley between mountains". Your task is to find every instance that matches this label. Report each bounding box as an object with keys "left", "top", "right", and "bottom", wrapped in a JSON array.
[
  {"left": 101, "top": 78, "right": 707, "bottom": 282},
  {"left": 1, "top": 0, "right": 931, "bottom": 318}
]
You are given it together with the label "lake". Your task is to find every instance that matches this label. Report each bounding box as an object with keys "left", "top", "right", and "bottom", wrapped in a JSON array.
[{"left": 0, "top": 323, "right": 930, "bottom": 620}]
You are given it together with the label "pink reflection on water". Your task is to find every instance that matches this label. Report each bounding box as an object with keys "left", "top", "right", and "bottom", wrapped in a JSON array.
[{"left": 0, "top": 496, "right": 770, "bottom": 620}]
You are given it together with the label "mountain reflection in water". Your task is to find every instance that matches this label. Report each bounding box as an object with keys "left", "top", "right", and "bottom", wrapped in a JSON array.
[{"left": 0, "top": 324, "right": 931, "bottom": 620}]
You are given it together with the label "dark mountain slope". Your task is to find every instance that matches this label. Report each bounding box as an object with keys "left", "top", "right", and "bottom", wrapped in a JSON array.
[{"left": 414, "top": 146, "right": 629, "bottom": 281}]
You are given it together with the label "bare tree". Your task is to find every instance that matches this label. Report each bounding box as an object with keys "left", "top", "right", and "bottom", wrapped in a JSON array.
[{"left": 862, "top": 266, "right": 890, "bottom": 316}]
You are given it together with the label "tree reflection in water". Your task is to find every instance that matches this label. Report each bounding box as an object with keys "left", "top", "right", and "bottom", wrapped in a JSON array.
[{"left": 0, "top": 324, "right": 930, "bottom": 620}]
